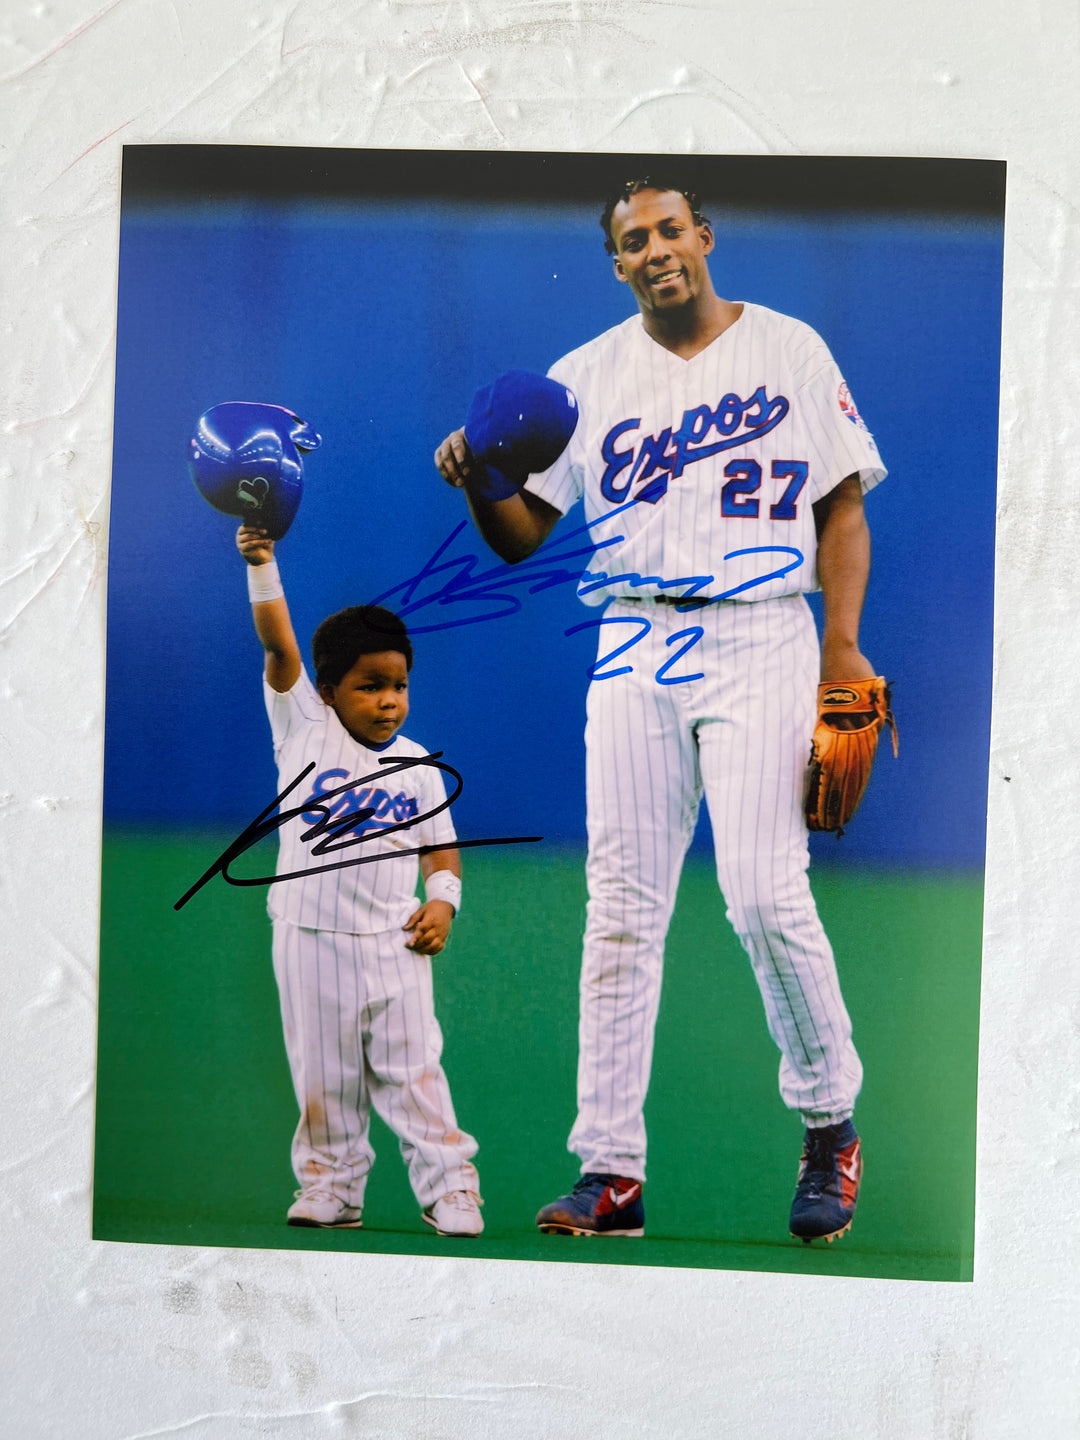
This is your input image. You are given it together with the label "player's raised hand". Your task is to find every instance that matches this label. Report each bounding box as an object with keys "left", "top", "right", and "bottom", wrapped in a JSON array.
[
  {"left": 403, "top": 900, "right": 454, "bottom": 955},
  {"left": 236, "top": 524, "right": 275, "bottom": 566},
  {"left": 434, "top": 428, "right": 473, "bottom": 488}
]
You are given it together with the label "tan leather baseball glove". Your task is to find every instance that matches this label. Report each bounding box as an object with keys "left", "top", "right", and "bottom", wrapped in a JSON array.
[{"left": 806, "top": 677, "right": 898, "bottom": 834}]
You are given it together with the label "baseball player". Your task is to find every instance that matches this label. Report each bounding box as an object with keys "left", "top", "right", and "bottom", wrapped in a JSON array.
[
  {"left": 235, "top": 522, "right": 484, "bottom": 1237},
  {"left": 434, "top": 177, "right": 886, "bottom": 1243}
]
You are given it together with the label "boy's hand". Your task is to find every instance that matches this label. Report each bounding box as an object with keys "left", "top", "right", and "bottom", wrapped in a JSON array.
[
  {"left": 237, "top": 524, "right": 275, "bottom": 566},
  {"left": 403, "top": 900, "right": 454, "bottom": 955}
]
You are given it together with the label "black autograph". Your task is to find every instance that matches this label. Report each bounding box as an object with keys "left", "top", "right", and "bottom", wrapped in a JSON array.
[{"left": 174, "top": 754, "right": 542, "bottom": 911}]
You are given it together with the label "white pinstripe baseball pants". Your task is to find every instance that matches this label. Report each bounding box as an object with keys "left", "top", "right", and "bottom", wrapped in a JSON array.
[
  {"left": 569, "top": 594, "right": 863, "bottom": 1182},
  {"left": 272, "top": 920, "right": 479, "bottom": 1209}
]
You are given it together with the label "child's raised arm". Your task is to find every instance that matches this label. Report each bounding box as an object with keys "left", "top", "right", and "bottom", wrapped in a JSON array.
[{"left": 236, "top": 525, "right": 302, "bottom": 694}]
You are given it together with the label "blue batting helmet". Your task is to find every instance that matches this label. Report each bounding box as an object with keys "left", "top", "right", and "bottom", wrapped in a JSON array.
[
  {"left": 188, "top": 401, "right": 322, "bottom": 540},
  {"left": 464, "top": 371, "right": 578, "bottom": 498}
]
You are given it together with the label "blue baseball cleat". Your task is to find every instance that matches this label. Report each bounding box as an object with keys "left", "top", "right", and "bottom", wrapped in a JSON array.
[
  {"left": 536, "top": 1173, "right": 645, "bottom": 1236},
  {"left": 789, "top": 1120, "right": 862, "bottom": 1243}
]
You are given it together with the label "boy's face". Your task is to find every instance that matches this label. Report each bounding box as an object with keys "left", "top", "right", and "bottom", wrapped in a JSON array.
[{"left": 318, "top": 650, "right": 410, "bottom": 747}]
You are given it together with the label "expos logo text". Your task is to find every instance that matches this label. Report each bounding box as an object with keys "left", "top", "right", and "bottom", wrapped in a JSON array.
[
  {"left": 301, "top": 768, "right": 420, "bottom": 838},
  {"left": 600, "top": 385, "right": 789, "bottom": 504}
]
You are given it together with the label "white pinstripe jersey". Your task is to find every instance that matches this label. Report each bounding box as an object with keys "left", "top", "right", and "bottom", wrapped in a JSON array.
[
  {"left": 526, "top": 303, "right": 886, "bottom": 607},
  {"left": 264, "top": 666, "right": 456, "bottom": 934}
]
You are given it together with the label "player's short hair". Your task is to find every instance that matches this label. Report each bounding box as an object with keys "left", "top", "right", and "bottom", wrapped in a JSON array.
[
  {"left": 312, "top": 604, "right": 414, "bottom": 686},
  {"left": 600, "top": 176, "right": 710, "bottom": 255}
]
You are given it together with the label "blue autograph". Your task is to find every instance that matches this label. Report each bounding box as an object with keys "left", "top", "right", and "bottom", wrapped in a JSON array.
[{"left": 370, "top": 498, "right": 804, "bottom": 634}]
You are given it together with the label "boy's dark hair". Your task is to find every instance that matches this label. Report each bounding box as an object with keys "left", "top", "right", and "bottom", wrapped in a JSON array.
[
  {"left": 599, "top": 176, "right": 709, "bottom": 255},
  {"left": 312, "top": 604, "right": 413, "bottom": 686}
]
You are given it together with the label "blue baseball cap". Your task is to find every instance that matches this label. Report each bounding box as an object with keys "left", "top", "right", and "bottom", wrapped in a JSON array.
[
  {"left": 464, "top": 371, "right": 578, "bottom": 495},
  {"left": 188, "top": 401, "right": 321, "bottom": 540}
]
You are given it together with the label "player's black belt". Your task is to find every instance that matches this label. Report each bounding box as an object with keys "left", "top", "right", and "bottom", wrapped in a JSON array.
[
  {"left": 615, "top": 593, "right": 712, "bottom": 608},
  {"left": 642, "top": 593, "right": 712, "bottom": 608},
  {"left": 619, "top": 592, "right": 776, "bottom": 608}
]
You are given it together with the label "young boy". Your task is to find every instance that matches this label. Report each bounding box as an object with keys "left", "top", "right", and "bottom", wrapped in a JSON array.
[{"left": 236, "top": 522, "right": 483, "bottom": 1237}]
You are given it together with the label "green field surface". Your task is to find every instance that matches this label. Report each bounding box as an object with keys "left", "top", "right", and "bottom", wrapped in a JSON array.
[{"left": 94, "top": 833, "right": 982, "bottom": 1282}]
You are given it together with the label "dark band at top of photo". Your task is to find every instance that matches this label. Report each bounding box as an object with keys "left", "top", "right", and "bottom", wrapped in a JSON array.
[{"left": 121, "top": 145, "right": 1006, "bottom": 217}]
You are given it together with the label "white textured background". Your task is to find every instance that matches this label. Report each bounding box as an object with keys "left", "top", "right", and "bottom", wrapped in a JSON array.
[{"left": 2, "top": 2, "right": 1077, "bottom": 1435}]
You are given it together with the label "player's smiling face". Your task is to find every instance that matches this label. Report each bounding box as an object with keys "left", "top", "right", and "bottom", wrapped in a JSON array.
[
  {"left": 610, "top": 188, "right": 715, "bottom": 315},
  {"left": 319, "top": 650, "right": 410, "bottom": 747}
]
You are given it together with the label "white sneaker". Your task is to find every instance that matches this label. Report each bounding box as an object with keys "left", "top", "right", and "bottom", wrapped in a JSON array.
[
  {"left": 423, "top": 1190, "right": 484, "bottom": 1237},
  {"left": 287, "top": 1189, "right": 363, "bottom": 1228}
]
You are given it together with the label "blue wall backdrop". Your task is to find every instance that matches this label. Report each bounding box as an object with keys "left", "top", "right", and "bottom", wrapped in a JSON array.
[{"left": 105, "top": 156, "right": 1003, "bottom": 869}]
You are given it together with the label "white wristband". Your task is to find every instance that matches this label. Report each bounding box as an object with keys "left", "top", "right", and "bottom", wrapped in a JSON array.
[
  {"left": 247, "top": 558, "right": 284, "bottom": 604},
  {"left": 424, "top": 869, "right": 461, "bottom": 914}
]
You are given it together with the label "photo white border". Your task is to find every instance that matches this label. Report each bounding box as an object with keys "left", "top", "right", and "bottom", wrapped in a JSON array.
[{"left": 3, "top": 3, "right": 1075, "bottom": 1433}]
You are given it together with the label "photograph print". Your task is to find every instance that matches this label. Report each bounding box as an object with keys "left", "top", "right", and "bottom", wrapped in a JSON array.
[{"left": 95, "top": 146, "right": 1004, "bottom": 1282}]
